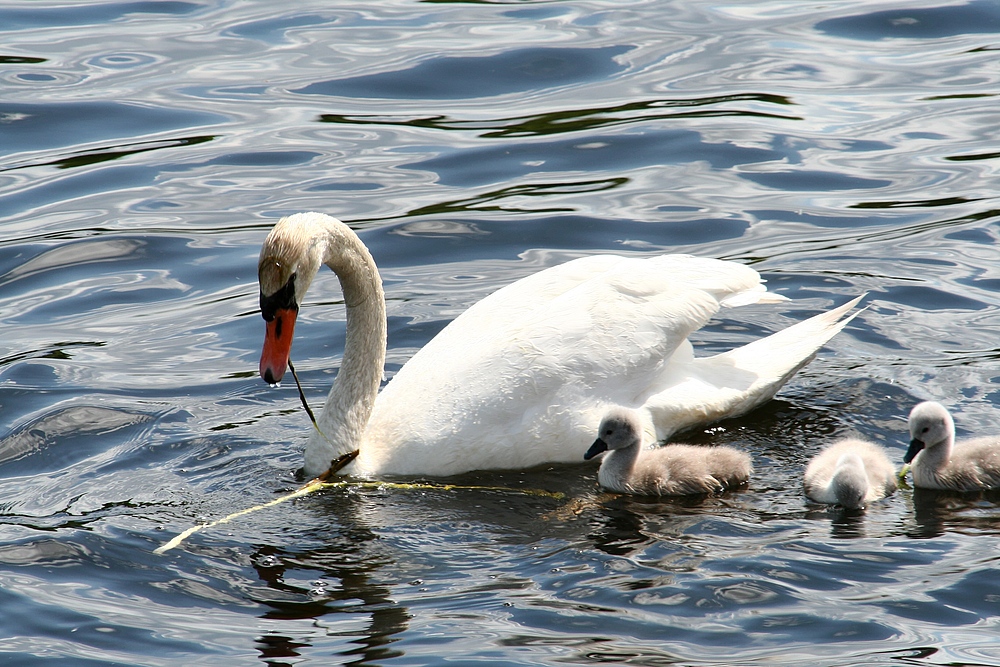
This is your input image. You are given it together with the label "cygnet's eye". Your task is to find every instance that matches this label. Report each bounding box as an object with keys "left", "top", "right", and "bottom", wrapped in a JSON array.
[{"left": 921, "top": 426, "right": 930, "bottom": 434}]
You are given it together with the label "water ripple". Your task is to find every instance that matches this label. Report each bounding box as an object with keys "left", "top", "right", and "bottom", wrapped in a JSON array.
[
  {"left": 298, "top": 46, "right": 633, "bottom": 100},
  {"left": 2, "top": 1, "right": 1000, "bottom": 665}
]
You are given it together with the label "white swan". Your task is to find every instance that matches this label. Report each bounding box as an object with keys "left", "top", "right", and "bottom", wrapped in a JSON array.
[
  {"left": 585, "top": 408, "right": 751, "bottom": 495},
  {"left": 803, "top": 439, "right": 897, "bottom": 509},
  {"left": 905, "top": 401, "right": 1000, "bottom": 491},
  {"left": 257, "top": 212, "right": 863, "bottom": 478}
]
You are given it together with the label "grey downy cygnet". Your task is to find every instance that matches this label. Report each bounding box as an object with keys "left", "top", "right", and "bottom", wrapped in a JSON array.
[
  {"left": 905, "top": 401, "right": 1000, "bottom": 491},
  {"left": 585, "top": 408, "right": 751, "bottom": 496},
  {"left": 803, "top": 438, "right": 897, "bottom": 509}
]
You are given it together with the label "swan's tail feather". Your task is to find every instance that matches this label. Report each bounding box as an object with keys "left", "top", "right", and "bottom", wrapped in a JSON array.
[
  {"left": 710, "top": 294, "right": 866, "bottom": 368},
  {"left": 716, "top": 294, "right": 865, "bottom": 376},
  {"left": 643, "top": 295, "right": 865, "bottom": 439}
]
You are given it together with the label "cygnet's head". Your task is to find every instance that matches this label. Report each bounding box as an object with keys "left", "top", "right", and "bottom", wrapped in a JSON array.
[
  {"left": 831, "top": 453, "right": 868, "bottom": 509},
  {"left": 585, "top": 408, "right": 642, "bottom": 460},
  {"left": 905, "top": 401, "right": 954, "bottom": 464}
]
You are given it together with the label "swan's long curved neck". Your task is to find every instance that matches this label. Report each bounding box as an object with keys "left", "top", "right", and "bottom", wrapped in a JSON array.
[{"left": 304, "top": 221, "right": 387, "bottom": 475}]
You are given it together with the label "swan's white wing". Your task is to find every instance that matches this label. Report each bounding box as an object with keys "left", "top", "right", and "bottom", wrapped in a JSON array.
[
  {"left": 358, "top": 254, "right": 775, "bottom": 476},
  {"left": 641, "top": 295, "right": 865, "bottom": 439}
]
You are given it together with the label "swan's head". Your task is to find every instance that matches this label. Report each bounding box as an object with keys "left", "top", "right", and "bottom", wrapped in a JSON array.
[
  {"left": 905, "top": 400, "right": 954, "bottom": 464},
  {"left": 257, "top": 213, "right": 328, "bottom": 384},
  {"left": 585, "top": 408, "right": 643, "bottom": 460}
]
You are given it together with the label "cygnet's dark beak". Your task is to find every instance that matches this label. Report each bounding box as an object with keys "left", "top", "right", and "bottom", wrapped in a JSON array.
[
  {"left": 903, "top": 438, "right": 925, "bottom": 464},
  {"left": 584, "top": 437, "right": 608, "bottom": 460}
]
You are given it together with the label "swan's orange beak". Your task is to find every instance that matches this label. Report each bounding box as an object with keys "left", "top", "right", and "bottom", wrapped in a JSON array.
[{"left": 260, "top": 307, "right": 297, "bottom": 385}]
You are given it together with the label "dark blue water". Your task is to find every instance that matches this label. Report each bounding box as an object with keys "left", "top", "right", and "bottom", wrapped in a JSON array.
[{"left": 2, "top": 1, "right": 1000, "bottom": 665}]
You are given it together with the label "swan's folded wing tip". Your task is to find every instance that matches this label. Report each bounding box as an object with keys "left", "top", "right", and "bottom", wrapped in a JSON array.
[
  {"left": 719, "top": 287, "right": 790, "bottom": 308},
  {"left": 756, "top": 292, "right": 791, "bottom": 304},
  {"left": 722, "top": 289, "right": 868, "bottom": 312}
]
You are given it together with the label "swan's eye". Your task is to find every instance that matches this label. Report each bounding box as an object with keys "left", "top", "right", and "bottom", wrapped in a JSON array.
[{"left": 260, "top": 272, "right": 299, "bottom": 320}]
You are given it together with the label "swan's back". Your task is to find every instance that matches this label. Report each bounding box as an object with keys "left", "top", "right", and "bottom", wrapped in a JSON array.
[
  {"left": 803, "top": 438, "right": 896, "bottom": 508},
  {"left": 356, "top": 255, "right": 776, "bottom": 476}
]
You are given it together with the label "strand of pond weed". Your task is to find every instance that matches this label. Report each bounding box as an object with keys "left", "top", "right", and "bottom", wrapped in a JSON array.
[{"left": 154, "top": 358, "right": 564, "bottom": 554}]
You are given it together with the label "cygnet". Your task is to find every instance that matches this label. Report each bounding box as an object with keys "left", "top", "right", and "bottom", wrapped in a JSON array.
[
  {"left": 585, "top": 408, "right": 751, "bottom": 496},
  {"left": 803, "top": 438, "right": 897, "bottom": 509},
  {"left": 905, "top": 401, "right": 1000, "bottom": 491}
]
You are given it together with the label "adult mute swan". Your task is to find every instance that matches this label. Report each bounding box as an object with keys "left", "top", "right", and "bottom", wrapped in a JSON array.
[
  {"left": 904, "top": 401, "right": 1000, "bottom": 491},
  {"left": 585, "top": 408, "right": 751, "bottom": 495},
  {"left": 803, "top": 439, "right": 897, "bottom": 509},
  {"left": 258, "top": 212, "right": 863, "bottom": 479}
]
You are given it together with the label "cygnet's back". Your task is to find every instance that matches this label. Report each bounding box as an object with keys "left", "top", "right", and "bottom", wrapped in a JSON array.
[
  {"left": 906, "top": 401, "right": 1000, "bottom": 491},
  {"left": 803, "top": 438, "right": 897, "bottom": 509},
  {"left": 586, "top": 408, "right": 751, "bottom": 496}
]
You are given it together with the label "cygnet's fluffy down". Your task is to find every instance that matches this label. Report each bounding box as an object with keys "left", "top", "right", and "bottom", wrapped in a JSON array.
[
  {"left": 905, "top": 401, "right": 1000, "bottom": 491},
  {"left": 803, "top": 438, "right": 897, "bottom": 509},
  {"left": 585, "top": 408, "right": 751, "bottom": 496}
]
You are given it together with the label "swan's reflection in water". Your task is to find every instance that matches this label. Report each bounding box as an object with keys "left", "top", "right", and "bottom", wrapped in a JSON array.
[
  {"left": 246, "top": 492, "right": 410, "bottom": 666},
  {"left": 242, "top": 467, "right": 588, "bottom": 664}
]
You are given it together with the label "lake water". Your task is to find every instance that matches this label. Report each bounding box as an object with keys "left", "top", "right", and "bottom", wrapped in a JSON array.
[{"left": 2, "top": 1, "right": 1000, "bottom": 665}]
